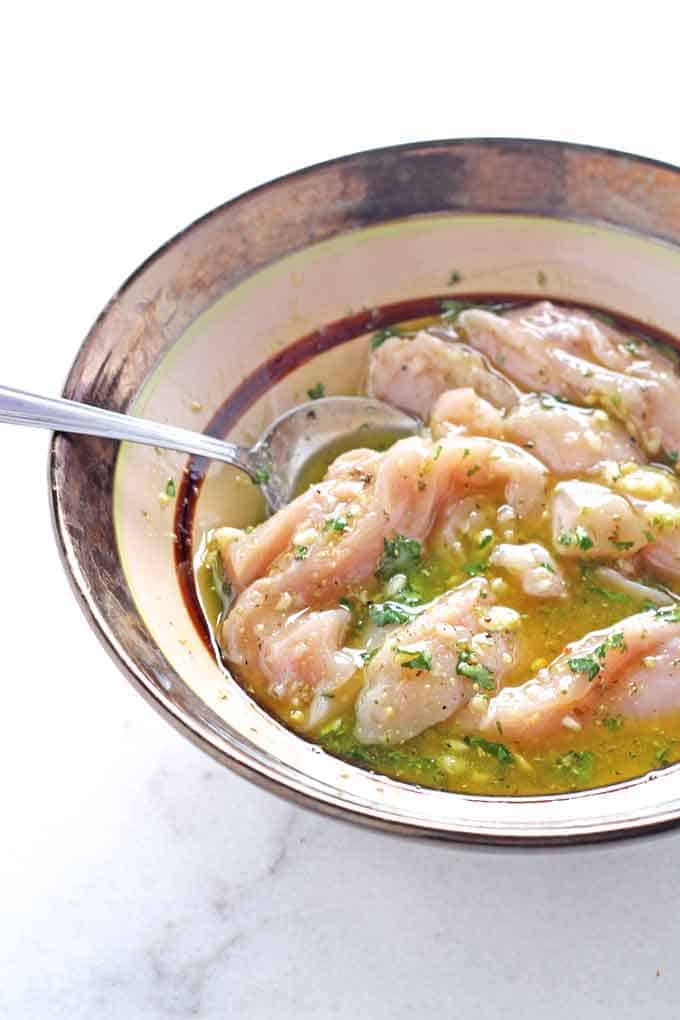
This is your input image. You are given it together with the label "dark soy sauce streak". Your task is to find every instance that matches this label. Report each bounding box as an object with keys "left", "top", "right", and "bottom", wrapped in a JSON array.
[{"left": 173, "top": 294, "right": 680, "bottom": 654}]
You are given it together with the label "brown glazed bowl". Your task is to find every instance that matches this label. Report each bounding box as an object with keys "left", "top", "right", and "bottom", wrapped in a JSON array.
[{"left": 50, "top": 139, "right": 680, "bottom": 847}]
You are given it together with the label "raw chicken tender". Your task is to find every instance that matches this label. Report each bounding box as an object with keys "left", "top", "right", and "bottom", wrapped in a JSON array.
[
  {"left": 221, "top": 431, "right": 547, "bottom": 719},
  {"left": 460, "top": 301, "right": 680, "bottom": 460},
  {"left": 602, "top": 635, "right": 680, "bottom": 720},
  {"left": 504, "top": 394, "right": 641, "bottom": 475},
  {"left": 462, "top": 608, "right": 680, "bottom": 740},
  {"left": 550, "top": 480, "right": 647, "bottom": 560},
  {"left": 368, "top": 330, "right": 518, "bottom": 419},
  {"left": 430, "top": 388, "right": 504, "bottom": 438},
  {"left": 355, "top": 579, "right": 519, "bottom": 744}
]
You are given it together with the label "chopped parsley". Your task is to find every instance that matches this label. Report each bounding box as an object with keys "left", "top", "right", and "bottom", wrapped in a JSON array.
[
  {"left": 368, "top": 602, "right": 412, "bottom": 627},
  {"left": 478, "top": 529, "right": 494, "bottom": 550},
  {"left": 580, "top": 566, "right": 631, "bottom": 605},
  {"left": 603, "top": 716, "right": 623, "bottom": 732},
  {"left": 595, "top": 631, "right": 626, "bottom": 658},
  {"left": 558, "top": 526, "right": 593, "bottom": 551},
  {"left": 395, "top": 647, "right": 432, "bottom": 671},
  {"left": 537, "top": 270, "right": 548, "bottom": 287},
  {"left": 556, "top": 750, "right": 595, "bottom": 780},
  {"left": 319, "top": 721, "right": 444, "bottom": 780},
  {"left": 306, "top": 382, "right": 325, "bottom": 400},
  {"left": 324, "top": 516, "right": 349, "bottom": 532},
  {"left": 361, "top": 648, "right": 379, "bottom": 664},
  {"left": 433, "top": 444, "right": 443, "bottom": 461},
  {"left": 462, "top": 560, "right": 488, "bottom": 577},
  {"left": 447, "top": 270, "right": 462, "bottom": 285},
  {"left": 440, "top": 298, "right": 477, "bottom": 321},
  {"left": 568, "top": 656, "right": 600, "bottom": 682},
  {"left": 464, "top": 735, "right": 513, "bottom": 765},
  {"left": 338, "top": 597, "right": 353, "bottom": 611},
  {"left": 376, "top": 535, "right": 422, "bottom": 580},
  {"left": 466, "top": 464, "right": 481, "bottom": 477},
  {"left": 456, "top": 650, "right": 494, "bottom": 690},
  {"left": 610, "top": 538, "right": 634, "bottom": 551},
  {"left": 253, "top": 466, "right": 270, "bottom": 484},
  {"left": 294, "top": 545, "right": 309, "bottom": 560},
  {"left": 165, "top": 478, "right": 176, "bottom": 498}
]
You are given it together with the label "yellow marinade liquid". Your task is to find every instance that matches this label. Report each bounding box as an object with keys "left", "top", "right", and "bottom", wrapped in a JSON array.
[{"left": 198, "top": 309, "right": 680, "bottom": 796}]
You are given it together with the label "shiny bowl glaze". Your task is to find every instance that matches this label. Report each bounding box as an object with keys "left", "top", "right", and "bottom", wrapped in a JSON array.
[{"left": 50, "top": 139, "right": 680, "bottom": 845}]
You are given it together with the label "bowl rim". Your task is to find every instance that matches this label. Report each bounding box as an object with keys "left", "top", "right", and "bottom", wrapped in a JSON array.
[{"left": 49, "top": 136, "right": 680, "bottom": 847}]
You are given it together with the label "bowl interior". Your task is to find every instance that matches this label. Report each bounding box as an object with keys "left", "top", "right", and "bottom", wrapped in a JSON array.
[{"left": 52, "top": 141, "right": 680, "bottom": 844}]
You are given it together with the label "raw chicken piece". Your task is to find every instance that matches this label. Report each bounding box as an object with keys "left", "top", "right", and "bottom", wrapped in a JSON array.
[
  {"left": 548, "top": 347, "right": 675, "bottom": 458},
  {"left": 354, "top": 579, "right": 519, "bottom": 744},
  {"left": 489, "top": 542, "right": 566, "bottom": 598},
  {"left": 222, "top": 431, "right": 546, "bottom": 718},
  {"left": 430, "top": 388, "right": 505, "bottom": 438},
  {"left": 368, "top": 330, "right": 518, "bottom": 419},
  {"left": 502, "top": 301, "right": 676, "bottom": 379},
  {"left": 459, "top": 301, "right": 680, "bottom": 460},
  {"left": 596, "top": 463, "right": 680, "bottom": 582},
  {"left": 378, "top": 433, "right": 548, "bottom": 523},
  {"left": 550, "top": 480, "right": 647, "bottom": 560},
  {"left": 219, "top": 448, "right": 383, "bottom": 592},
  {"left": 462, "top": 607, "right": 680, "bottom": 740},
  {"left": 601, "top": 635, "right": 680, "bottom": 720},
  {"left": 458, "top": 305, "right": 564, "bottom": 392},
  {"left": 260, "top": 607, "right": 357, "bottom": 707},
  {"left": 437, "top": 497, "right": 495, "bottom": 548},
  {"left": 504, "top": 394, "right": 641, "bottom": 475},
  {"left": 637, "top": 538, "right": 680, "bottom": 583}
]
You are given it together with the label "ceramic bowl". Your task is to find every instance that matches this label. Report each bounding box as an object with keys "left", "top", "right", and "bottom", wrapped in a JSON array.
[{"left": 50, "top": 139, "right": 680, "bottom": 846}]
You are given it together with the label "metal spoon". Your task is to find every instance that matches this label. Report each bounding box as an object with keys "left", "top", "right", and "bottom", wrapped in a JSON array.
[{"left": 0, "top": 385, "right": 420, "bottom": 511}]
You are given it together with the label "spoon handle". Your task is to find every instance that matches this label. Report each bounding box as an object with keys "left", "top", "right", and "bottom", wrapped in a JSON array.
[{"left": 0, "top": 384, "right": 259, "bottom": 475}]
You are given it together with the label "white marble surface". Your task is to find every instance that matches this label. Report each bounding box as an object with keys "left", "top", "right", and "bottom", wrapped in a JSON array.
[{"left": 3, "top": 6, "right": 680, "bottom": 1017}]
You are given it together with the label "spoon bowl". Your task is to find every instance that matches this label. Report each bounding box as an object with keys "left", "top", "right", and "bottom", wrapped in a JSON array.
[
  {"left": 0, "top": 384, "right": 419, "bottom": 513},
  {"left": 253, "top": 396, "right": 420, "bottom": 509}
]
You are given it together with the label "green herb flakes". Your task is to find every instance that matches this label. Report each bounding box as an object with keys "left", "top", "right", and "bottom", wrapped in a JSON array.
[
  {"left": 462, "top": 560, "right": 488, "bottom": 577},
  {"left": 324, "top": 516, "right": 349, "bottom": 532},
  {"left": 464, "top": 735, "right": 513, "bottom": 765},
  {"left": 456, "top": 650, "right": 494, "bottom": 690},
  {"left": 368, "top": 602, "right": 412, "bottom": 627},
  {"left": 568, "top": 656, "right": 600, "bottom": 682},
  {"left": 395, "top": 647, "right": 433, "bottom": 671},
  {"left": 376, "top": 535, "right": 422, "bottom": 580},
  {"left": 556, "top": 750, "right": 595, "bottom": 780}
]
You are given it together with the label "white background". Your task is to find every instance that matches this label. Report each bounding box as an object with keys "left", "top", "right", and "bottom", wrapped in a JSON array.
[{"left": 2, "top": 4, "right": 680, "bottom": 1017}]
